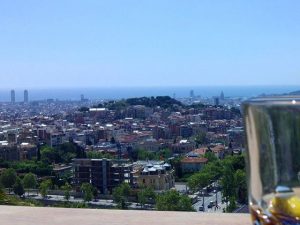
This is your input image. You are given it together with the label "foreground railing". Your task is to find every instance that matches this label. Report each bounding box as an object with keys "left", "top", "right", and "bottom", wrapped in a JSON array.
[{"left": 0, "top": 205, "right": 250, "bottom": 225}]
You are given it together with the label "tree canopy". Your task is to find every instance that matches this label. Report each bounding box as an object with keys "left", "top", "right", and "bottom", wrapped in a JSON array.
[
  {"left": 62, "top": 182, "right": 72, "bottom": 201},
  {"left": 194, "top": 131, "right": 207, "bottom": 146},
  {"left": 13, "top": 177, "right": 24, "bottom": 197},
  {"left": 204, "top": 151, "right": 218, "bottom": 162},
  {"left": 103, "top": 96, "right": 183, "bottom": 110},
  {"left": 187, "top": 154, "right": 247, "bottom": 207},
  {"left": 0, "top": 168, "right": 17, "bottom": 192},
  {"left": 40, "top": 143, "right": 86, "bottom": 164},
  {"left": 81, "top": 183, "right": 93, "bottom": 202},
  {"left": 23, "top": 173, "right": 37, "bottom": 196},
  {"left": 39, "top": 179, "right": 52, "bottom": 199},
  {"left": 136, "top": 148, "right": 172, "bottom": 161},
  {"left": 155, "top": 190, "right": 194, "bottom": 211},
  {"left": 86, "top": 151, "right": 115, "bottom": 159},
  {"left": 126, "top": 96, "right": 183, "bottom": 108},
  {"left": 11, "top": 160, "right": 52, "bottom": 176},
  {"left": 112, "top": 183, "right": 131, "bottom": 209},
  {"left": 137, "top": 187, "right": 156, "bottom": 208}
]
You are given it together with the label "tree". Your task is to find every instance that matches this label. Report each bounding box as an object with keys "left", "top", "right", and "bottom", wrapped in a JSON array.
[
  {"left": 194, "top": 131, "right": 207, "bottom": 146},
  {"left": 23, "top": 173, "right": 37, "bottom": 196},
  {"left": 62, "top": 182, "right": 72, "bottom": 201},
  {"left": 137, "top": 149, "right": 156, "bottom": 160},
  {"left": 155, "top": 190, "right": 194, "bottom": 211},
  {"left": 40, "top": 143, "right": 86, "bottom": 164},
  {"left": 156, "top": 148, "right": 172, "bottom": 160},
  {"left": 221, "top": 162, "right": 236, "bottom": 205},
  {"left": 40, "top": 146, "right": 59, "bottom": 163},
  {"left": 0, "top": 168, "right": 17, "bottom": 193},
  {"left": 86, "top": 151, "right": 115, "bottom": 159},
  {"left": 92, "top": 187, "right": 98, "bottom": 201},
  {"left": 170, "top": 157, "right": 183, "bottom": 179},
  {"left": 13, "top": 177, "right": 24, "bottom": 197},
  {"left": 204, "top": 152, "right": 218, "bottom": 162},
  {"left": 11, "top": 160, "right": 53, "bottom": 176},
  {"left": 234, "top": 169, "right": 247, "bottom": 204},
  {"left": 178, "top": 194, "right": 195, "bottom": 211},
  {"left": 39, "top": 179, "right": 52, "bottom": 199},
  {"left": 185, "top": 154, "right": 247, "bottom": 208},
  {"left": 187, "top": 172, "right": 211, "bottom": 192},
  {"left": 58, "top": 143, "right": 84, "bottom": 162},
  {"left": 124, "top": 96, "right": 182, "bottom": 109},
  {"left": 226, "top": 196, "right": 237, "bottom": 212},
  {"left": 220, "top": 155, "right": 247, "bottom": 205},
  {"left": 0, "top": 183, "right": 4, "bottom": 198},
  {"left": 201, "top": 161, "right": 223, "bottom": 181},
  {"left": 81, "top": 183, "right": 93, "bottom": 202},
  {"left": 137, "top": 190, "right": 147, "bottom": 208},
  {"left": 138, "top": 187, "right": 156, "bottom": 208},
  {"left": 112, "top": 183, "right": 131, "bottom": 209},
  {"left": 224, "top": 155, "right": 245, "bottom": 171}
]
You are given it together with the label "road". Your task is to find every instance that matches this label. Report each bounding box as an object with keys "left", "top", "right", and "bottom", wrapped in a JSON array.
[
  {"left": 193, "top": 190, "right": 226, "bottom": 213},
  {"left": 32, "top": 192, "right": 224, "bottom": 212},
  {"left": 32, "top": 194, "right": 117, "bottom": 206},
  {"left": 27, "top": 193, "right": 153, "bottom": 209}
]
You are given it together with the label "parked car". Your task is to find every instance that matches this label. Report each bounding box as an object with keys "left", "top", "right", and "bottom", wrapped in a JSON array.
[
  {"left": 207, "top": 185, "right": 213, "bottom": 192},
  {"left": 198, "top": 206, "right": 204, "bottom": 211},
  {"left": 208, "top": 201, "right": 216, "bottom": 208}
]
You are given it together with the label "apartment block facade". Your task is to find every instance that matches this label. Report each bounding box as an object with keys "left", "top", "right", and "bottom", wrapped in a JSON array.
[{"left": 73, "top": 158, "right": 133, "bottom": 194}]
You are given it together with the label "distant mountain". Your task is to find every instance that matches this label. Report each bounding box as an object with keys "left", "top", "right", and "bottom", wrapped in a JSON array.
[
  {"left": 94, "top": 96, "right": 183, "bottom": 110},
  {"left": 289, "top": 90, "right": 300, "bottom": 95},
  {"left": 256, "top": 90, "right": 300, "bottom": 97},
  {"left": 126, "top": 96, "right": 183, "bottom": 108}
]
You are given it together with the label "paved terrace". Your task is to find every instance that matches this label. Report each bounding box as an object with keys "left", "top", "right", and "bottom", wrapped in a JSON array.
[{"left": 0, "top": 206, "right": 250, "bottom": 225}]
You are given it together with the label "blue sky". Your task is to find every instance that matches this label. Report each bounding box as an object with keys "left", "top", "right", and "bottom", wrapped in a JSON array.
[{"left": 0, "top": 0, "right": 300, "bottom": 88}]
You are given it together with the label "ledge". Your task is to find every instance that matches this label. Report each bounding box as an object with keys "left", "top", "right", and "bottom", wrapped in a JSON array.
[{"left": 0, "top": 206, "right": 251, "bottom": 225}]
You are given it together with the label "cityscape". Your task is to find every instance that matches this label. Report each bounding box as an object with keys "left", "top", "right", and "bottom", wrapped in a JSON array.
[
  {"left": 0, "top": 88, "right": 246, "bottom": 212},
  {"left": 1, "top": 1, "right": 300, "bottom": 224}
]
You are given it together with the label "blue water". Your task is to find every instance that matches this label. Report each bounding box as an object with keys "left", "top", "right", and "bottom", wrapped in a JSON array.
[{"left": 0, "top": 86, "right": 300, "bottom": 102}]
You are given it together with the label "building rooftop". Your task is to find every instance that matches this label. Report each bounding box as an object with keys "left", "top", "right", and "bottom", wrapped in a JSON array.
[
  {"left": 53, "top": 164, "right": 72, "bottom": 171},
  {"left": 181, "top": 157, "right": 208, "bottom": 164},
  {"left": 0, "top": 206, "right": 250, "bottom": 225}
]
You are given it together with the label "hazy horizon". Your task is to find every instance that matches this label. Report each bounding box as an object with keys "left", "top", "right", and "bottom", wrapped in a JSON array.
[
  {"left": 1, "top": 85, "right": 300, "bottom": 102},
  {"left": 3, "top": 84, "right": 300, "bottom": 89}
]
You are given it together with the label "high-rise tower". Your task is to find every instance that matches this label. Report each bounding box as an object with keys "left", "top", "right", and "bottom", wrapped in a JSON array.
[
  {"left": 190, "top": 90, "right": 194, "bottom": 98},
  {"left": 214, "top": 97, "right": 220, "bottom": 106},
  {"left": 220, "top": 91, "right": 224, "bottom": 100},
  {"left": 24, "top": 90, "right": 29, "bottom": 103},
  {"left": 10, "top": 90, "right": 15, "bottom": 103}
]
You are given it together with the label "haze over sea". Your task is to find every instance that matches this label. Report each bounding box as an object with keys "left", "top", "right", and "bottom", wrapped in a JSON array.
[{"left": 0, "top": 86, "right": 300, "bottom": 102}]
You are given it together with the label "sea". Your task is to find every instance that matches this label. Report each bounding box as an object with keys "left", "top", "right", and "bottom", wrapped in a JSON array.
[{"left": 0, "top": 86, "right": 300, "bottom": 102}]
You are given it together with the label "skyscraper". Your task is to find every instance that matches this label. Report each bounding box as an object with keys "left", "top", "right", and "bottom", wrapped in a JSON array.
[
  {"left": 10, "top": 90, "right": 15, "bottom": 103},
  {"left": 190, "top": 90, "right": 194, "bottom": 98},
  {"left": 220, "top": 91, "right": 225, "bottom": 100},
  {"left": 214, "top": 97, "right": 220, "bottom": 106},
  {"left": 24, "top": 90, "right": 29, "bottom": 103}
]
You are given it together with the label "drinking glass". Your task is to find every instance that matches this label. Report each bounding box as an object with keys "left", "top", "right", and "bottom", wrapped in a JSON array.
[{"left": 243, "top": 96, "right": 300, "bottom": 225}]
